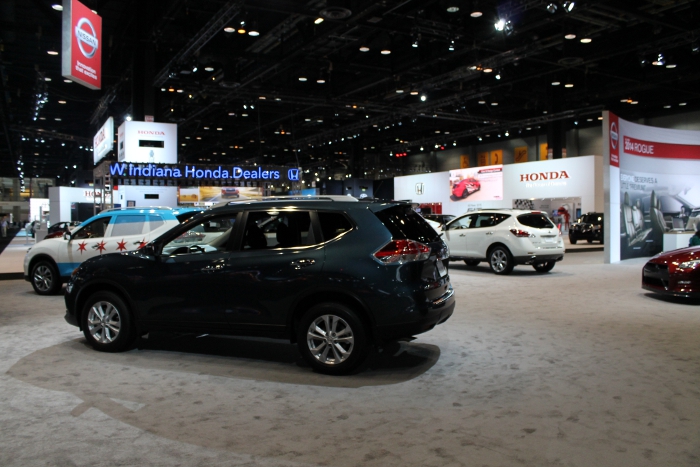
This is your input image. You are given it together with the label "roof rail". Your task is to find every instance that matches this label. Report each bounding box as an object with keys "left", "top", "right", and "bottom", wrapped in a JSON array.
[
  {"left": 100, "top": 206, "right": 174, "bottom": 213},
  {"left": 257, "top": 195, "right": 359, "bottom": 202}
]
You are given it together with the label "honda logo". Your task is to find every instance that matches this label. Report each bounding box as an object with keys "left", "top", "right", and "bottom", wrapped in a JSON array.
[{"left": 415, "top": 183, "right": 424, "bottom": 195}]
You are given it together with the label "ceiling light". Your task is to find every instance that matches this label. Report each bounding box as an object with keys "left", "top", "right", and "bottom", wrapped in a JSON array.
[
  {"left": 58, "top": 100, "right": 66, "bottom": 104},
  {"left": 666, "top": 63, "right": 677, "bottom": 69},
  {"left": 420, "top": 94, "right": 427, "bottom": 102},
  {"left": 580, "top": 37, "right": 592, "bottom": 43},
  {"left": 552, "top": 81, "right": 561, "bottom": 85},
  {"left": 395, "top": 89, "right": 404, "bottom": 93},
  {"left": 664, "top": 105, "right": 672, "bottom": 109},
  {"left": 652, "top": 53, "right": 665, "bottom": 66},
  {"left": 546, "top": 3, "right": 557, "bottom": 13},
  {"left": 491, "top": 102, "right": 498, "bottom": 106},
  {"left": 470, "top": 10, "right": 483, "bottom": 17},
  {"left": 47, "top": 50, "right": 59, "bottom": 55},
  {"left": 565, "top": 33, "right": 576, "bottom": 40},
  {"left": 314, "top": 17, "right": 324, "bottom": 24},
  {"left": 483, "top": 67, "right": 493, "bottom": 73},
  {"left": 248, "top": 23, "right": 260, "bottom": 36},
  {"left": 381, "top": 48, "right": 391, "bottom": 55},
  {"left": 679, "top": 102, "right": 687, "bottom": 106},
  {"left": 446, "top": 6, "right": 459, "bottom": 13},
  {"left": 495, "top": 71, "right": 501, "bottom": 80},
  {"left": 224, "top": 26, "right": 235, "bottom": 33},
  {"left": 565, "top": 82, "right": 574, "bottom": 88},
  {"left": 359, "top": 46, "right": 370, "bottom": 52},
  {"left": 299, "top": 76, "right": 307, "bottom": 81},
  {"left": 317, "top": 78, "right": 326, "bottom": 84},
  {"left": 494, "top": 19, "right": 506, "bottom": 31},
  {"left": 478, "top": 100, "right": 486, "bottom": 104},
  {"left": 64, "top": 79, "right": 72, "bottom": 83},
  {"left": 448, "top": 40, "right": 455, "bottom": 51},
  {"left": 205, "top": 66, "right": 214, "bottom": 72},
  {"left": 410, "top": 90, "right": 419, "bottom": 95}
]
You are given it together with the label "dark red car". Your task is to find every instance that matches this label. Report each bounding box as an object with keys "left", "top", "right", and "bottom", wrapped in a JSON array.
[
  {"left": 642, "top": 246, "right": 700, "bottom": 298},
  {"left": 452, "top": 179, "right": 481, "bottom": 199}
]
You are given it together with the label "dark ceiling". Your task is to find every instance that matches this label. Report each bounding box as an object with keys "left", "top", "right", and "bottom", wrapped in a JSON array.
[{"left": 1, "top": 0, "right": 699, "bottom": 182}]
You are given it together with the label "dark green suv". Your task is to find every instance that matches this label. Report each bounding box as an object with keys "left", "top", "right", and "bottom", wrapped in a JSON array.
[{"left": 64, "top": 197, "right": 455, "bottom": 375}]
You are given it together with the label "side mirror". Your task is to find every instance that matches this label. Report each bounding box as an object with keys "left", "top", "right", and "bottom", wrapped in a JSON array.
[
  {"left": 140, "top": 244, "right": 156, "bottom": 256},
  {"left": 63, "top": 231, "right": 71, "bottom": 241}
]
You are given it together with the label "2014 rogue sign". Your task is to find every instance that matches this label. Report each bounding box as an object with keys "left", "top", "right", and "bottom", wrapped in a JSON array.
[{"left": 109, "top": 162, "right": 300, "bottom": 182}]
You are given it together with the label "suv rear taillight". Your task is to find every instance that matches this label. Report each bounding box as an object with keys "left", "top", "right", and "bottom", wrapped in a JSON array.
[
  {"left": 510, "top": 229, "right": 534, "bottom": 238},
  {"left": 373, "top": 239, "right": 431, "bottom": 264}
]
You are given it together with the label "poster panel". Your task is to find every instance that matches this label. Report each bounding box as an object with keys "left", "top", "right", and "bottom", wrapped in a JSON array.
[
  {"left": 489, "top": 150, "right": 503, "bottom": 165},
  {"left": 448, "top": 165, "right": 503, "bottom": 203},
  {"left": 539, "top": 143, "right": 548, "bottom": 160},
  {"left": 514, "top": 146, "right": 528, "bottom": 163},
  {"left": 614, "top": 114, "right": 700, "bottom": 260}
]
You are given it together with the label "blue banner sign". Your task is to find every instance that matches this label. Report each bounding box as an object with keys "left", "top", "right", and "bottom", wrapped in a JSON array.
[{"left": 109, "top": 162, "right": 298, "bottom": 182}]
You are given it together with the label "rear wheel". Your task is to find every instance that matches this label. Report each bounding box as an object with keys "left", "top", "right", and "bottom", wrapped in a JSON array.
[
  {"left": 489, "top": 246, "right": 514, "bottom": 275},
  {"left": 533, "top": 261, "right": 556, "bottom": 273},
  {"left": 464, "top": 259, "right": 480, "bottom": 267},
  {"left": 297, "top": 303, "right": 369, "bottom": 375},
  {"left": 82, "top": 292, "right": 135, "bottom": 352},
  {"left": 31, "top": 260, "right": 61, "bottom": 295},
  {"left": 569, "top": 236, "right": 577, "bottom": 244}
]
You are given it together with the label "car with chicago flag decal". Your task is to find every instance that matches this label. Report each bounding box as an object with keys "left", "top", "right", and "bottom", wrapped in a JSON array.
[{"left": 24, "top": 207, "right": 185, "bottom": 295}]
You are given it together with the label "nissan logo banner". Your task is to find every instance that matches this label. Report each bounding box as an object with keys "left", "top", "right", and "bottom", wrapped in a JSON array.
[{"left": 62, "top": 0, "right": 102, "bottom": 90}]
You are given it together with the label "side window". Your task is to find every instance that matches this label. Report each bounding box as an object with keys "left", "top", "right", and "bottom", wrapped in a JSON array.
[
  {"left": 318, "top": 212, "right": 352, "bottom": 241},
  {"left": 162, "top": 215, "right": 237, "bottom": 255},
  {"left": 72, "top": 217, "right": 110, "bottom": 239},
  {"left": 111, "top": 215, "right": 146, "bottom": 237},
  {"left": 474, "top": 213, "right": 510, "bottom": 228},
  {"left": 243, "top": 210, "right": 313, "bottom": 250},
  {"left": 149, "top": 214, "right": 165, "bottom": 231},
  {"left": 449, "top": 215, "right": 473, "bottom": 230}
]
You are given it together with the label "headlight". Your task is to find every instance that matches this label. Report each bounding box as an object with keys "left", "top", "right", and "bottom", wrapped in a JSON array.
[{"left": 678, "top": 259, "right": 700, "bottom": 270}]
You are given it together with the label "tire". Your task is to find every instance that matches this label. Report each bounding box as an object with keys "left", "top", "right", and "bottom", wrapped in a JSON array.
[
  {"left": 488, "top": 246, "right": 514, "bottom": 275},
  {"left": 81, "top": 292, "right": 135, "bottom": 352},
  {"left": 297, "top": 303, "right": 369, "bottom": 375},
  {"left": 533, "top": 261, "right": 556, "bottom": 273},
  {"left": 464, "top": 259, "right": 480, "bottom": 267},
  {"left": 587, "top": 239, "right": 593, "bottom": 244},
  {"left": 569, "top": 237, "right": 577, "bottom": 245},
  {"left": 31, "top": 260, "right": 62, "bottom": 295}
]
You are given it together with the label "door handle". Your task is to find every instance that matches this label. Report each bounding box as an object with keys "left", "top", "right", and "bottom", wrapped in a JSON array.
[
  {"left": 459, "top": 233, "right": 466, "bottom": 237},
  {"left": 201, "top": 263, "right": 226, "bottom": 273},
  {"left": 486, "top": 231, "right": 494, "bottom": 235},
  {"left": 290, "top": 258, "right": 316, "bottom": 269}
]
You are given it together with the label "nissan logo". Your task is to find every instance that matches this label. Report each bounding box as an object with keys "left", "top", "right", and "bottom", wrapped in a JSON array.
[
  {"left": 610, "top": 122, "right": 618, "bottom": 150},
  {"left": 75, "top": 18, "right": 99, "bottom": 59}
]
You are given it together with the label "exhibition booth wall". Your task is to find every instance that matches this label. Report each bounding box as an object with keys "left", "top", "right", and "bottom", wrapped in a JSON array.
[
  {"left": 603, "top": 111, "right": 700, "bottom": 263},
  {"left": 394, "top": 155, "right": 603, "bottom": 218}
]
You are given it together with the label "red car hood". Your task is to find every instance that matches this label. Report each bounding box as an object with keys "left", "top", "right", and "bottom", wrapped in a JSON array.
[{"left": 649, "top": 247, "right": 700, "bottom": 273}]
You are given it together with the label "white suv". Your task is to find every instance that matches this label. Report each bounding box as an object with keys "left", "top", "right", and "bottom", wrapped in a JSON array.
[
  {"left": 442, "top": 209, "right": 565, "bottom": 274},
  {"left": 24, "top": 207, "right": 191, "bottom": 295}
]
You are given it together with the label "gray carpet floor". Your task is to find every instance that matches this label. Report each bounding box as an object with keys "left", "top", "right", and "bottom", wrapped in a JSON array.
[{"left": 1, "top": 251, "right": 698, "bottom": 467}]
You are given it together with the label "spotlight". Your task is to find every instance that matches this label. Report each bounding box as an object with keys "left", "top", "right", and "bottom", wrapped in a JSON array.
[
  {"left": 504, "top": 21, "right": 513, "bottom": 35},
  {"left": 563, "top": 1, "right": 575, "bottom": 12},
  {"left": 420, "top": 94, "right": 427, "bottom": 102},
  {"left": 448, "top": 40, "right": 455, "bottom": 51},
  {"left": 652, "top": 53, "right": 665, "bottom": 66},
  {"left": 494, "top": 19, "right": 506, "bottom": 31},
  {"left": 546, "top": 3, "right": 557, "bottom": 13}
]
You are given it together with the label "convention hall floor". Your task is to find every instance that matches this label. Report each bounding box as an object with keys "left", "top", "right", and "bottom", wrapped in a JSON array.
[{"left": 1, "top": 248, "right": 698, "bottom": 467}]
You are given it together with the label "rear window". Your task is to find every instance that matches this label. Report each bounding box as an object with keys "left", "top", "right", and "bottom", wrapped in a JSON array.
[
  {"left": 518, "top": 213, "right": 555, "bottom": 229},
  {"left": 112, "top": 215, "right": 146, "bottom": 236},
  {"left": 374, "top": 205, "right": 439, "bottom": 243},
  {"left": 318, "top": 212, "right": 353, "bottom": 241}
]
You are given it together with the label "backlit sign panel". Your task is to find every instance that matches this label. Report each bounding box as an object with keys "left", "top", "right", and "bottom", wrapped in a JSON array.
[
  {"left": 93, "top": 116, "right": 114, "bottom": 165},
  {"left": 61, "top": 0, "right": 102, "bottom": 90}
]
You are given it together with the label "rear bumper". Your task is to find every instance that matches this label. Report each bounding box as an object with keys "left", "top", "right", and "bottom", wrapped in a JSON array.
[
  {"left": 513, "top": 253, "right": 564, "bottom": 265},
  {"left": 375, "top": 286, "right": 455, "bottom": 343}
]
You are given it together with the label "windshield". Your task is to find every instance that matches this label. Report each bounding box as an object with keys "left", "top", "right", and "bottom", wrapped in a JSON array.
[
  {"left": 580, "top": 214, "right": 603, "bottom": 224},
  {"left": 374, "top": 205, "right": 440, "bottom": 243}
]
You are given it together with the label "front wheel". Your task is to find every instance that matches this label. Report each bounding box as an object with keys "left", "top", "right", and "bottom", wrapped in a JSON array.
[
  {"left": 82, "top": 292, "right": 135, "bottom": 352},
  {"left": 569, "top": 237, "right": 577, "bottom": 245},
  {"left": 31, "top": 260, "right": 61, "bottom": 295},
  {"left": 489, "top": 246, "right": 514, "bottom": 275},
  {"left": 297, "top": 303, "right": 369, "bottom": 375},
  {"left": 533, "top": 261, "right": 556, "bottom": 273}
]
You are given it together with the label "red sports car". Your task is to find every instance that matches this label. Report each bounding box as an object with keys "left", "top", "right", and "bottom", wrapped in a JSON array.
[
  {"left": 642, "top": 246, "right": 700, "bottom": 298},
  {"left": 452, "top": 179, "right": 481, "bottom": 199}
]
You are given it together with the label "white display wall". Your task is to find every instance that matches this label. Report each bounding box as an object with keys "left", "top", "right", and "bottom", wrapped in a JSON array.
[
  {"left": 394, "top": 155, "right": 603, "bottom": 218},
  {"left": 116, "top": 185, "right": 178, "bottom": 208},
  {"left": 49, "top": 187, "right": 112, "bottom": 225}
]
